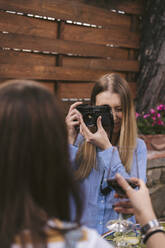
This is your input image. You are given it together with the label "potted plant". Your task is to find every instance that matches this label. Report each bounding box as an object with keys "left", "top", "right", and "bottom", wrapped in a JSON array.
[{"left": 136, "top": 104, "right": 165, "bottom": 150}]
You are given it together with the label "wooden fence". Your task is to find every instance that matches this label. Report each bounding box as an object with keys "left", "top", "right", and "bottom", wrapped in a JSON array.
[{"left": 0, "top": 0, "right": 144, "bottom": 112}]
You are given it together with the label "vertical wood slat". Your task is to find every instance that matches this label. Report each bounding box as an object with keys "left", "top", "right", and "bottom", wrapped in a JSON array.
[
  {"left": 56, "top": 21, "right": 65, "bottom": 93},
  {"left": 56, "top": 21, "right": 65, "bottom": 66},
  {"left": 127, "top": 15, "right": 140, "bottom": 82}
]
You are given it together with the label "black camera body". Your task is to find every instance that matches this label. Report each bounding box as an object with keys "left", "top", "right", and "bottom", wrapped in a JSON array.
[{"left": 76, "top": 104, "right": 114, "bottom": 132}]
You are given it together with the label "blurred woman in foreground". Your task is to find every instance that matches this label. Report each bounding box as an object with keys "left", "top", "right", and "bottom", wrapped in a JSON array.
[{"left": 0, "top": 80, "right": 111, "bottom": 248}]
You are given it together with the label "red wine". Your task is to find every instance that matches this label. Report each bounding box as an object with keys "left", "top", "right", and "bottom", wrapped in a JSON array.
[{"left": 107, "top": 178, "right": 138, "bottom": 196}]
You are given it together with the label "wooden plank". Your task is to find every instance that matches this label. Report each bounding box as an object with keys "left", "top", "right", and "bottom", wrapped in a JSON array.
[
  {"left": 36, "top": 81, "right": 55, "bottom": 92},
  {"left": 0, "top": 63, "right": 126, "bottom": 81},
  {"left": 128, "top": 82, "right": 136, "bottom": 99},
  {"left": 0, "top": 0, "right": 133, "bottom": 29},
  {"left": 57, "top": 81, "right": 136, "bottom": 102},
  {"left": 63, "top": 57, "right": 139, "bottom": 72},
  {"left": 57, "top": 82, "right": 94, "bottom": 99},
  {"left": 113, "top": 0, "right": 144, "bottom": 15},
  {"left": 0, "top": 11, "right": 58, "bottom": 39},
  {"left": 0, "top": 77, "right": 136, "bottom": 100},
  {"left": 0, "top": 32, "right": 129, "bottom": 58},
  {"left": 0, "top": 50, "right": 56, "bottom": 66},
  {"left": 63, "top": 23, "right": 140, "bottom": 49},
  {"left": 79, "top": 0, "right": 144, "bottom": 15}
]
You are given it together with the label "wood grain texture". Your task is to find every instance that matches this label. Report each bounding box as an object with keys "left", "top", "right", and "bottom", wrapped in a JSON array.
[
  {"left": 63, "top": 23, "right": 140, "bottom": 49},
  {"left": 57, "top": 82, "right": 94, "bottom": 98},
  {"left": 0, "top": 0, "right": 132, "bottom": 28},
  {"left": 0, "top": 11, "right": 58, "bottom": 39},
  {"left": 0, "top": 63, "right": 126, "bottom": 81},
  {"left": 0, "top": 50, "right": 56, "bottom": 66},
  {"left": 112, "top": 0, "right": 144, "bottom": 15},
  {"left": 0, "top": 0, "right": 143, "bottom": 105},
  {"left": 0, "top": 32, "right": 129, "bottom": 58},
  {"left": 82, "top": 0, "right": 144, "bottom": 15},
  {"left": 63, "top": 57, "right": 139, "bottom": 72},
  {"left": 57, "top": 81, "right": 136, "bottom": 99}
]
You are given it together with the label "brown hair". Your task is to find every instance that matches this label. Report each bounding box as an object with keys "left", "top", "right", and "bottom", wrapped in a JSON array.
[
  {"left": 75, "top": 73, "right": 137, "bottom": 179},
  {"left": 0, "top": 80, "right": 82, "bottom": 248}
]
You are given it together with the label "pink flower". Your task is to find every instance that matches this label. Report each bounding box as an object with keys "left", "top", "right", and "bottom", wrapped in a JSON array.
[
  {"left": 136, "top": 112, "right": 140, "bottom": 118},
  {"left": 157, "top": 120, "right": 164, "bottom": 125},
  {"left": 157, "top": 104, "right": 164, "bottom": 111},
  {"left": 137, "top": 104, "right": 165, "bottom": 134},
  {"left": 143, "top": 114, "right": 150, "bottom": 119},
  {"left": 150, "top": 108, "right": 155, "bottom": 114}
]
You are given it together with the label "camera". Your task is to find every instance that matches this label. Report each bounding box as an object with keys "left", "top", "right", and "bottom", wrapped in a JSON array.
[
  {"left": 107, "top": 178, "right": 138, "bottom": 196},
  {"left": 76, "top": 104, "right": 114, "bottom": 131}
]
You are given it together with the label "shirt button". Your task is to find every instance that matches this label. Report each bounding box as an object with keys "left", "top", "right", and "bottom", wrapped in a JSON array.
[
  {"left": 100, "top": 221, "right": 103, "bottom": 225},
  {"left": 104, "top": 178, "right": 107, "bottom": 182},
  {"left": 101, "top": 200, "right": 104, "bottom": 203}
]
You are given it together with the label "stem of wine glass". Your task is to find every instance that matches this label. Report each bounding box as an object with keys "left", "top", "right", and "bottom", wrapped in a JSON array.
[
  {"left": 118, "top": 213, "right": 123, "bottom": 232},
  {"left": 118, "top": 213, "right": 123, "bottom": 220}
]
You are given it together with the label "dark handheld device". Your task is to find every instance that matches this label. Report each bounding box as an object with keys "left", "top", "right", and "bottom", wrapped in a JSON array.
[
  {"left": 107, "top": 178, "right": 138, "bottom": 196},
  {"left": 76, "top": 104, "right": 114, "bottom": 131}
]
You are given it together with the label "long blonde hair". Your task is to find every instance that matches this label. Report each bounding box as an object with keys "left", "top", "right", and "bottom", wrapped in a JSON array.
[{"left": 75, "top": 73, "right": 137, "bottom": 180}]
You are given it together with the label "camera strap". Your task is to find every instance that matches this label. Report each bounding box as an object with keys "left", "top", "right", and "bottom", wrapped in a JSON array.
[{"left": 135, "top": 149, "right": 140, "bottom": 178}]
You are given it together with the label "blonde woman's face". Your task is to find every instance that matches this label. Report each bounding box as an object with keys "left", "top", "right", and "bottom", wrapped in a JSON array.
[{"left": 96, "top": 91, "right": 123, "bottom": 134}]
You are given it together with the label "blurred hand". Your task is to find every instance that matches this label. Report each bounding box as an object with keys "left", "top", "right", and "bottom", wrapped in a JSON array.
[
  {"left": 114, "top": 197, "right": 134, "bottom": 216},
  {"left": 65, "top": 102, "right": 82, "bottom": 144},
  {"left": 79, "top": 115, "right": 112, "bottom": 150},
  {"left": 115, "top": 173, "right": 156, "bottom": 226}
]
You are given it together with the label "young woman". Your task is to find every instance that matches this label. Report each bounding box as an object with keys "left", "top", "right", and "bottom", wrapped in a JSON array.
[
  {"left": 0, "top": 80, "right": 111, "bottom": 248},
  {"left": 66, "top": 73, "right": 147, "bottom": 235}
]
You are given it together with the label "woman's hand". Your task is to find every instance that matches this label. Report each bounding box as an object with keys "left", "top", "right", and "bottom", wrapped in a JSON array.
[
  {"left": 79, "top": 115, "right": 112, "bottom": 150},
  {"left": 113, "top": 197, "right": 134, "bottom": 216},
  {"left": 65, "top": 102, "right": 82, "bottom": 144},
  {"left": 114, "top": 174, "right": 156, "bottom": 226}
]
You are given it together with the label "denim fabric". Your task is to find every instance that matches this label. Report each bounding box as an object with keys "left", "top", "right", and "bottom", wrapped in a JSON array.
[{"left": 69, "top": 137, "right": 147, "bottom": 235}]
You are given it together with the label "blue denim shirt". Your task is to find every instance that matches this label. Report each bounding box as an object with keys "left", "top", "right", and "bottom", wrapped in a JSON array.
[{"left": 69, "top": 137, "right": 147, "bottom": 235}]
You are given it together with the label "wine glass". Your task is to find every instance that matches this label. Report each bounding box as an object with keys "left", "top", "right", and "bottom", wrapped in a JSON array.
[
  {"left": 105, "top": 181, "right": 139, "bottom": 247},
  {"left": 106, "top": 179, "right": 137, "bottom": 233},
  {"left": 103, "top": 147, "right": 140, "bottom": 247}
]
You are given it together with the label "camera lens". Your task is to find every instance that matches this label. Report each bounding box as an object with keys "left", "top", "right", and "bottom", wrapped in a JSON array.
[{"left": 84, "top": 113, "right": 95, "bottom": 127}]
